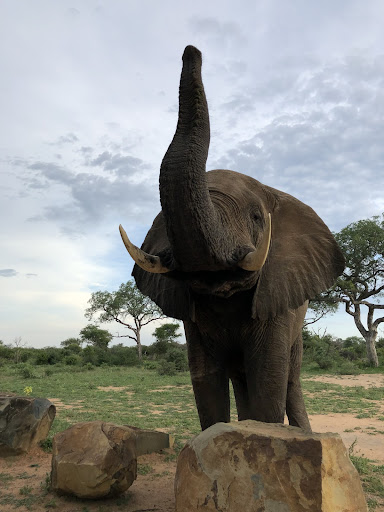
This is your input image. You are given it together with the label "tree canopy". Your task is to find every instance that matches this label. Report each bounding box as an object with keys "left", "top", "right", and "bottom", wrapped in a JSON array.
[{"left": 79, "top": 325, "right": 113, "bottom": 349}]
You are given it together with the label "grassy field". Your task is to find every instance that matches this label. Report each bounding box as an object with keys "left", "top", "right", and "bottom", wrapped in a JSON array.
[{"left": 0, "top": 364, "right": 383, "bottom": 510}]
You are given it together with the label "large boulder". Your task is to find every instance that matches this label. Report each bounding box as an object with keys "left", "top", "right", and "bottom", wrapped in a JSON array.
[
  {"left": 0, "top": 394, "right": 56, "bottom": 456},
  {"left": 51, "top": 421, "right": 137, "bottom": 499},
  {"left": 175, "top": 420, "right": 368, "bottom": 512}
]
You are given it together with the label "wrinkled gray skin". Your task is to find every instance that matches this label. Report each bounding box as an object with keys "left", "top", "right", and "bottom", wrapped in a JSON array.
[{"left": 129, "top": 46, "right": 345, "bottom": 431}]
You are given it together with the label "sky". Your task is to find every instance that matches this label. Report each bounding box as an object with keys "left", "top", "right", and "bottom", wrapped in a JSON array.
[{"left": 1, "top": 1, "right": 384, "bottom": 348}]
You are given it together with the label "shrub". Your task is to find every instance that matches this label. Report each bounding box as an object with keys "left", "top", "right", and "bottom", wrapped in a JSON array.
[
  {"left": 142, "top": 360, "right": 158, "bottom": 370},
  {"left": 165, "top": 348, "right": 188, "bottom": 372},
  {"left": 64, "top": 354, "right": 81, "bottom": 366},
  {"left": 157, "top": 360, "right": 177, "bottom": 376},
  {"left": 44, "top": 368, "right": 54, "bottom": 377},
  {"left": 334, "top": 360, "right": 360, "bottom": 375},
  {"left": 17, "top": 363, "right": 36, "bottom": 379}
]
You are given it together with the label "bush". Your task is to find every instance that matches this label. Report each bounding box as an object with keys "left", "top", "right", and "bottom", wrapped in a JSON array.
[
  {"left": 334, "top": 360, "right": 360, "bottom": 375},
  {"left": 165, "top": 348, "right": 188, "bottom": 372},
  {"left": 109, "top": 345, "right": 139, "bottom": 366},
  {"left": 157, "top": 360, "right": 177, "bottom": 376},
  {"left": 17, "top": 363, "right": 37, "bottom": 379},
  {"left": 44, "top": 367, "right": 54, "bottom": 377},
  {"left": 64, "top": 354, "right": 81, "bottom": 366},
  {"left": 35, "top": 347, "right": 63, "bottom": 365},
  {"left": 142, "top": 360, "right": 158, "bottom": 370}
]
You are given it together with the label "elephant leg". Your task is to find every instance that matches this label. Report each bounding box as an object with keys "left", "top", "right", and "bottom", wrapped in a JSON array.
[
  {"left": 230, "top": 370, "right": 251, "bottom": 421},
  {"left": 243, "top": 322, "right": 291, "bottom": 424},
  {"left": 184, "top": 320, "right": 230, "bottom": 430},
  {"left": 286, "top": 334, "right": 311, "bottom": 431}
]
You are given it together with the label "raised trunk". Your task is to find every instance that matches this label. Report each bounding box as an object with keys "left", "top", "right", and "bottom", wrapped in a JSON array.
[{"left": 159, "top": 46, "right": 225, "bottom": 271}]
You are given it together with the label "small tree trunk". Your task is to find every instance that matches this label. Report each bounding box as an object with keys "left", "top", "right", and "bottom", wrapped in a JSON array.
[
  {"left": 365, "top": 332, "right": 379, "bottom": 367},
  {"left": 136, "top": 331, "right": 142, "bottom": 361}
]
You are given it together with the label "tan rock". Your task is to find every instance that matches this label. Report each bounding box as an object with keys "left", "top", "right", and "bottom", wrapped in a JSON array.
[
  {"left": 125, "top": 424, "right": 174, "bottom": 455},
  {"left": 51, "top": 421, "right": 137, "bottom": 499},
  {"left": 0, "top": 395, "right": 56, "bottom": 456},
  {"left": 175, "top": 420, "right": 368, "bottom": 512}
]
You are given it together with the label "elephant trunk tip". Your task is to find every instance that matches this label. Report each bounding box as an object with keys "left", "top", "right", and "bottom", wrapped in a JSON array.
[{"left": 183, "top": 45, "right": 202, "bottom": 63}]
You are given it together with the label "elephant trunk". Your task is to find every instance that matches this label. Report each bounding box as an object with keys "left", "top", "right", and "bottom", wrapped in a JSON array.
[{"left": 159, "top": 46, "right": 226, "bottom": 271}]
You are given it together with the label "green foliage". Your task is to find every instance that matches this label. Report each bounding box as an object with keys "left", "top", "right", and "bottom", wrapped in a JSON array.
[
  {"left": 109, "top": 344, "right": 139, "bottom": 366},
  {"left": 17, "top": 363, "right": 37, "bottom": 379},
  {"left": 153, "top": 323, "right": 181, "bottom": 343},
  {"left": 80, "top": 324, "right": 113, "bottom": 349},
  {"left": 165, "top": 347, "right": 188, "bottom": 372},
  {"left": 0, "top": 341, "right": 13, "bottom": 363},
  {"left": 60, "top": 337, "right": 82, "bottom": 348},
  {"left": 35, "top": 347, "right": 63, "bottom": 365},
  {"left": 302, "top": 327, "right": 384, "bottom": 372},
  {"left": 157, "top": 360, "right": 177, "bottom": 376},
  {"left": 64, "top": 354, "right": 82, "bottom": 366}
]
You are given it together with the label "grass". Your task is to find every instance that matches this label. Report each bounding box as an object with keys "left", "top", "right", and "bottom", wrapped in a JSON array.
[
  {"left": 349, "top": 442, "right": 384, "bottom": 510},
  {"left": 0, "top": 363, "right": 383, "bottom": 508}
]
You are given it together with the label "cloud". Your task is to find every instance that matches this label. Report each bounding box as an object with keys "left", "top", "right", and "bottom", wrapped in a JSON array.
[
  {"left": 210, "top": 54, "right": 384, "bottom": 229},
  {"left": 48, "top": 133, "right": 79, "bottom": 146},
  {"left": 0, "top": 269, "right": 18, "bottom": 278}
]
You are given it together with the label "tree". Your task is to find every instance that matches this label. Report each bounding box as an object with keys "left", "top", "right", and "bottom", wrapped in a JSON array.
[
  {"left": 85, "top": 280, "right": 164, "bottom": 360},
  {"left": 151, "top": 323, "right": 182, "bottom": 356},
  {"left": 310, "top": 214, "right": 384, "bottom": 366},
  {"left": 11, "top": 336, "right": 28, "bottom": 364},
  {"left": 79, "top": 325, "right": 113, "bottom": 349},
  {"left": 153, "top": 323, "right": 181, "bottom": 342},
  {"left": 60, "top": 337, "right": 82, "bottom": 348}
]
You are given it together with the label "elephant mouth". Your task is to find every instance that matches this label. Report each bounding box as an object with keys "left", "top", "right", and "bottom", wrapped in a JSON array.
[{"left": 170, "top": 268, "right": 260, "bottom": 298}]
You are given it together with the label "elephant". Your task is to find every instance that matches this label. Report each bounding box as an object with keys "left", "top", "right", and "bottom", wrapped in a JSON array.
[{"left": 119, "top": 45, "right": 345, "bottom": 432}]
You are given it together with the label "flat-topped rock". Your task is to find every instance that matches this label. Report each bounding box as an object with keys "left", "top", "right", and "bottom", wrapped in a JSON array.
[{"left": 175, "top": 420, "right": 368, "bottom": 511}]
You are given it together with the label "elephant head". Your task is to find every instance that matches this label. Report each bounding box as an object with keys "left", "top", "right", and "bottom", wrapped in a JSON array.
[{"left": 121, "top": 46, "right": 344, "bottom": 321}]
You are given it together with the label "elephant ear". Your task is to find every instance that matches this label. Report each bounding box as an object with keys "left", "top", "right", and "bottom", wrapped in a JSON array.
[
  {"left": 131, "top": 212, "right": 191, "bottom": 320},
  {"left": 252, "top": 190, "right": 345, "bottom": 320}
]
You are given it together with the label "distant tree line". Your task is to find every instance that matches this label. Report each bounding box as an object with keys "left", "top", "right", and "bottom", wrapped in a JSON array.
[{"left": 0, "top": 322, "right": 188, "bottom": 377}]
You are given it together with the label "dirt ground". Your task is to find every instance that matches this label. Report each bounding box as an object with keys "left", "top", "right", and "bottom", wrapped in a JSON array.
[{"left": 0, "top": 374, "right": 383, "bottom": 512}]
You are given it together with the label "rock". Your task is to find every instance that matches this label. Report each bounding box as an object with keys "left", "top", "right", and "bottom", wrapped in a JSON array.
[
  {"left": 51, "top": 421, "right": 137, "bottom": 499},
  {"left": 125, "top": 425, "right": 174, "bottom": 455},
  {"left": 0, "top": 394, "right": 56, "bottom": 456},
  {"left": 175, "top": 420, "right": 368, "bottom": 512}
]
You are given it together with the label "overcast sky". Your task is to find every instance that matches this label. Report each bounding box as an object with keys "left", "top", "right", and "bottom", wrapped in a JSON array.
[{"left": 1, "top": 1, "right": 384, "bottom": 348}]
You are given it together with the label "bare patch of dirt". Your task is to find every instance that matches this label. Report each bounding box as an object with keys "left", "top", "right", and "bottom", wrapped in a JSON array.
[
  {"left": 97, "top": 386, "right": 128, "bottom": 392},
  {"left": 310, "top": 413, "right": 384, "bottom": 462},
  {"left": 150, "top": 385, "right": 192, "bottom": 393},
  {"left": 304, "top": 373, "right": 384, "bottom": 388},
  {"left": 304, "top": 373, "right": 384, "bottom": 464}
]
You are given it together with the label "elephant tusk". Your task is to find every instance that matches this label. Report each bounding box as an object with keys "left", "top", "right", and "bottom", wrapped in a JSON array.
[
  {"left": 119, "top": 225, "right": 171, "bottom": 274},
  {"left": 238, "top": 213, "right": 272, "bottom": 272}
]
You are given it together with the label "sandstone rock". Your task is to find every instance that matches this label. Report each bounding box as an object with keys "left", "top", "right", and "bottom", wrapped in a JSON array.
[
  {"left": 175, "top": 420, "right": 368, "bottom": 512},
  {"left": 0, "top": 394, "right": 56, "bottom": 456},
  {"left": 51, "top": 421, "right": 137, "bottom": 499},
  {"left": 125, "top": 425, "right": 174, "bottom": 455}
]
